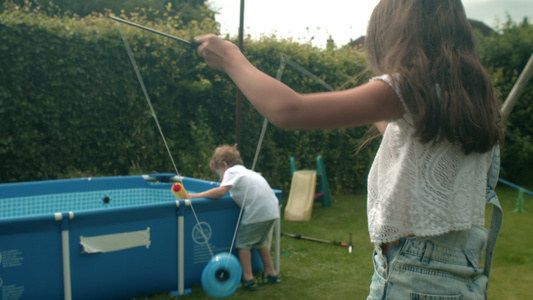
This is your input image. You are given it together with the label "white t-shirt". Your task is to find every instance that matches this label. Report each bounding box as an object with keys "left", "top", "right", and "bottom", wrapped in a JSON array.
[
  {"left": 221, "top": 165, "right": 280, "bottom": 225},
  {"left": 367, "top": 74, "right": 494, "bottom": 244}
]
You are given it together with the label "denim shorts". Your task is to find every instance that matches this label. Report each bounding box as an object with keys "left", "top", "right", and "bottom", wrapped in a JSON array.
[
  {"left": 235, "top": 219, "right": 276, "bottom": 250},
  {"left": 367, "top": 226, "right": 489, "bottom": 300}
]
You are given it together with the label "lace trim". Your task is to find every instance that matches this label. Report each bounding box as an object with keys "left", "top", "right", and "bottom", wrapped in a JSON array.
[{"left": 367, "top": 74, "right": 491, "bottom": 244}]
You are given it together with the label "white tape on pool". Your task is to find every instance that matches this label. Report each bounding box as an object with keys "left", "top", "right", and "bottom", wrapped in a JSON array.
[{"left": 80, "top": 227, "right": 151, "bottom": 253}]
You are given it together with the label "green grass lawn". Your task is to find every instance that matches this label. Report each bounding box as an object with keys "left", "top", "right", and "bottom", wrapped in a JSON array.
[{"left": 133, "top": 186, "right": 532, "bottom": 300}]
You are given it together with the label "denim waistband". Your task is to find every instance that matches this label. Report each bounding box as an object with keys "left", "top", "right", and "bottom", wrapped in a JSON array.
[
  {"left": 387, "top": 224, "right": 487, "bottom": 267},
  {"left": 403, "top": 240, "right": 471, "bottom": 266}
]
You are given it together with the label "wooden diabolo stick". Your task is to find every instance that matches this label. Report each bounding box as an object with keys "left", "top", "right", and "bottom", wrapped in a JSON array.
[{"left": 500, "top": 53, "right": 533, "bottom": 122}]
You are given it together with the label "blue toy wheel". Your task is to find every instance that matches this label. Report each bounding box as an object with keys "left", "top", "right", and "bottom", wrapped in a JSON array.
[{"left": 201, "top": 252, "right": 242, "bottom": 298}]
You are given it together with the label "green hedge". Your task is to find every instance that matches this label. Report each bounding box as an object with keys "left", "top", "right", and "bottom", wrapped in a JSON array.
[
  {"left": 1, "top": 7, "right": 531, "bottom": 193},
  {"left": 0, "top": 8, "right": 377, "bottom": 193},
  {"left": 476, "top": 17, "right": 533, "bottom": 183}
]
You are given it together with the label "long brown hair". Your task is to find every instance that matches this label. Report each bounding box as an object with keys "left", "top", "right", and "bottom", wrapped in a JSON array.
[{"left": 365, "top": 0, "right": 503, "bottom": 154}]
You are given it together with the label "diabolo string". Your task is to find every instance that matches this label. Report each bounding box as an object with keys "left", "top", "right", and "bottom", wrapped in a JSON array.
[
  {"left": 116, "top": 22, "right": 216, "bottom": 258},
  {"left": 117, "top": 21, "right": 273, "bottom": 285}
]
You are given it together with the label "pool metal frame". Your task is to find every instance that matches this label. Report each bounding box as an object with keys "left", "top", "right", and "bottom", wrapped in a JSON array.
[{"left": 0, "top": 174, "right": 281, "bottom": 299}]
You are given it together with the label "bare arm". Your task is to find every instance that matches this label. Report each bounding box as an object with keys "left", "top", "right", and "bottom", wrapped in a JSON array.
[
  {"left": 187, "top": 185, "right": 231, "bottom": 199},
  {"left": 374, "top": 121, "right": 388, "bottom": 135},
  {"left": 195, "top": 34, "right": 404, "bottom": 130}
]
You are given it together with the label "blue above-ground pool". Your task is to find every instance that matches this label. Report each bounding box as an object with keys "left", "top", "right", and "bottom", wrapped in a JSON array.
[{"left": 0, "top": 174, "right": 282, "bottom": 300}]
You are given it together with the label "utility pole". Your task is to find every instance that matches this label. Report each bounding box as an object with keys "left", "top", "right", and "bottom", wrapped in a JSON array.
[{"left": 235, "top": 0, "right": 245, "bottom": 150}]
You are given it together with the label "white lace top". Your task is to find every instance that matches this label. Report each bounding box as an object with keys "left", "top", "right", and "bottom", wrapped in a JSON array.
[{"left": 367, "top": 75, "right": 494, "bottom": 244}]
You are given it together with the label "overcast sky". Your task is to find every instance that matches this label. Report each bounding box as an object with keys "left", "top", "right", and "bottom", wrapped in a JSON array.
[{"left": 207, "top": 0, "right": 533, "bottom": 48}]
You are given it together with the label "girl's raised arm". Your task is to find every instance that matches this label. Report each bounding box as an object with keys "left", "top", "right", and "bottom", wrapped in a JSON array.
[{"left": 195, "top": 34, "right": 404, "bottom": 130}]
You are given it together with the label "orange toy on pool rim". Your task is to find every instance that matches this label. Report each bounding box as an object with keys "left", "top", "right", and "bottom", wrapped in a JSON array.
[{"left": 171, "top": 183, "right": 188, "bottom": 199}]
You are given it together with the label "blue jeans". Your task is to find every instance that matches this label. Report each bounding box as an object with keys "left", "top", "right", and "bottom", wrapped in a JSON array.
[
  {"left": 367, "top": 226, "right": 489, "bottom": 299},
  {"left": 368, "top": 146, "right": 503, "bottom": 300}
]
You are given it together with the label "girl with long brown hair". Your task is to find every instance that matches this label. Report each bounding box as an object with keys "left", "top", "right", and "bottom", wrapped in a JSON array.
[{"left": 194, "top": 1, "right": 503, "bottom": 298}]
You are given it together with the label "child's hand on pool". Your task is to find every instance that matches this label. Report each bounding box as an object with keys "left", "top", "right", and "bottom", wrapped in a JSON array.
[{"left": 186, "top": 193, "right": 195, "bottom": 199}]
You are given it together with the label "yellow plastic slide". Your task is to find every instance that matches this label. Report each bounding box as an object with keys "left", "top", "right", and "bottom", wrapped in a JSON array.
[{"left": 284, "top": 170, "right": 317, "bottom": 222}]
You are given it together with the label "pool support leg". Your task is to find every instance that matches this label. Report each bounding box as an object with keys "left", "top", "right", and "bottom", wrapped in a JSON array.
[
  {"left": 171, "top": 200, "right": 192, "bottom": 297},
  {"left": 275, "top": 208, "right": 281, "bottom": 273},
  {"left": 55, "top": 212, "right": 74, "bottom": 300}
]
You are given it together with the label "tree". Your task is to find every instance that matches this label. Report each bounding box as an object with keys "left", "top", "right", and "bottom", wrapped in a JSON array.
[
  {"left": 477, "top": 16, "right": 533, "bottom": 183},
  {"left": 2, "top": 0, "right": 213, "bottom": 25}
]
